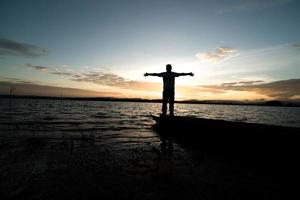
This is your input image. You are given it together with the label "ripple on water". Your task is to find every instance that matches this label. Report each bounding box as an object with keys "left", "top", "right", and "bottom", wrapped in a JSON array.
[{"left": 0, "top": 99, "right": 299, "bottom": 142}]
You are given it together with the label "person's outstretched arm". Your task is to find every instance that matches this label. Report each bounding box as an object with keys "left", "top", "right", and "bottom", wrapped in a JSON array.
[
  {"left": 144, "top": 73, "right": 162, "bottom": 77},
  {"left": 176, "top": 72, "right": 194, "bottom": 77}
]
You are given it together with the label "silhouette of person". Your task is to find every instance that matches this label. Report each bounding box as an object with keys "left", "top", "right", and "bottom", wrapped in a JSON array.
[{"left": 144, "top": 64, "right": 194, "bottom": 116}]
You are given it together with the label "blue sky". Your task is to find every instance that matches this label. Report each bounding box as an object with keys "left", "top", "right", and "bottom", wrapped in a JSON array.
[{"left": 0, "top": 0, "right": 299, "bottom": 100}]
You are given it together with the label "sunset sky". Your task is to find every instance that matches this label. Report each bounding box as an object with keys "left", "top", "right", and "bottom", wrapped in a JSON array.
[{"left": 0, "top": 0, "right": 299, "bottom": 100}]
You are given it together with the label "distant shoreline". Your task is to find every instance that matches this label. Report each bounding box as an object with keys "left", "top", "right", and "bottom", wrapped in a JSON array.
[{"left": 0, "top": 94, "right": 299, "bottom": 107}]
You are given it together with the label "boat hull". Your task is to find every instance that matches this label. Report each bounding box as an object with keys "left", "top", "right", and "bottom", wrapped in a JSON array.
[{"left": 151, "top": 115, "right": 300, "bottom": 153}]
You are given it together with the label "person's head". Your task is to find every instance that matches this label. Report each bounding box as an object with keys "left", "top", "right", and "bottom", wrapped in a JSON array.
[{"left": 166, "top": 64, "right": 172, "bottom": 72}]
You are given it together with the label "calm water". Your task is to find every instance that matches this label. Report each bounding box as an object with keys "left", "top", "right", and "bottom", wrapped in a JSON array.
[{"left": 0, "top": 99, "right": 299, "bottom": 149}]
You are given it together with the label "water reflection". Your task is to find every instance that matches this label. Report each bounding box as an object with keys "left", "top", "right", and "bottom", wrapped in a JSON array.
[{"left": 160, "top": 136, "right": 174, "bottom": 157}]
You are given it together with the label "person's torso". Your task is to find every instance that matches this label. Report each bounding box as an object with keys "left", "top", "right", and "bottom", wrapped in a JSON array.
[{"left": 162, "top": 72, "right": 176, "bottom": 90}]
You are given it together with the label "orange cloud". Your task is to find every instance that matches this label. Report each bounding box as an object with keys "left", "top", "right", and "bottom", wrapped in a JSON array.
[
  {"left": 0, "top": 80, "right": 120, "bottom": 97},
  {"left": 201, "top": 79, "right": 300, "bottom": 100}
]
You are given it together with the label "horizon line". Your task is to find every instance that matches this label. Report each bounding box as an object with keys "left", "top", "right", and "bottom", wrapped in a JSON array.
[{"left": 1, "top": 94, "right": 299, "bottom": 107}]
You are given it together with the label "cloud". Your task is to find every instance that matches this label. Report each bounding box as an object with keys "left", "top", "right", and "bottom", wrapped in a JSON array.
[
  {"left": 290, "top": 95, "right": 300, "bottom": 100},
  {"left": 0, "top": 80, "right": 120, "bottom": 97},
  {"left": 292, "top": 42, "right": 300, "bottom": 50},
  {"left": 196, "top": 47, "right": 238, "bottom": 63},
  {"left": 50, "top": 69, "right": 75, "bottom": 76},
  {"left": 201, "top": 79, "right": 300, "bottom": 100},
  {"left": 70, "top": 72, "right": 161, "bottom": 90},
  {"left": 0, "top": 76, "right": 38, "bottom": 84},
  {"left": 218, "top": 0, "right": 293, "bottom": 14},
  {"left": 0, "top": 38, "right": 47, "bottom": 57},
  {"left": 25, "top": 65, "right": 161, "bottom": 91},
  {"left": 25, "top": 63, "right": 48, "bottom": 71},
  {"left": 72, "top": 72, "right": 126, "bottom": 87},
  {"left": 221, "top": 80, "right": 264, "bottom": 87},
  {"left": 23, "top": 63, "right": 76, "bottom": 75}
]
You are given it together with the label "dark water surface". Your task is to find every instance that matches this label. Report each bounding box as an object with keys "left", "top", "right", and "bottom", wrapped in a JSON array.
[
  {"left": 1, "top": 98, "right": 299, "bottom": 150},
  {"left": 1, "top": 98, "right": 300, "bottom": 199}
]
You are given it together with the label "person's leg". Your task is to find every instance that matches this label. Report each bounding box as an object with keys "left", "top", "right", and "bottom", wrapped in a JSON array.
[
  {"left": 169, "top": 91, "right": 175, "bottom": 116},
  {"left": 162, "top": 91, "right": 167, "bottom": 116}
]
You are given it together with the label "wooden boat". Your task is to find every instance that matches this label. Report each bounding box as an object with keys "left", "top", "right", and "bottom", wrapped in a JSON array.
[
  {"left": 150, "top": 115, "right": 300, "bottom": 153},
  {"left": 151, "top": 114, "right": 299, "bottom": 132}
]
